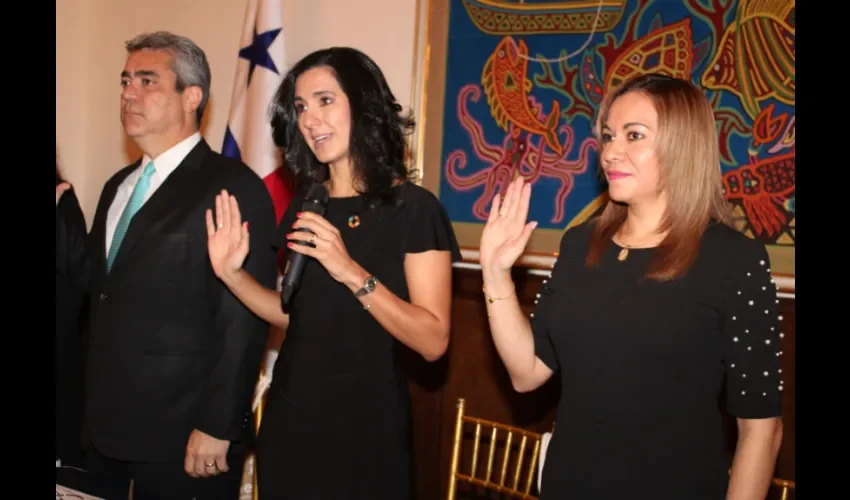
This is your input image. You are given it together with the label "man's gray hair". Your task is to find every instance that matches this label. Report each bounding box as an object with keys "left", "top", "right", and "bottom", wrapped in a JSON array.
[{"left": 125, "top": 31, "right": 211, "bottom": 125}]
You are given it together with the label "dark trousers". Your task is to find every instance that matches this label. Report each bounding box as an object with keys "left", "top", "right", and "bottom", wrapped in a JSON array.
[
  {"left": 56, "top": 333, "right": 85, "bottom": 468},
  {"left": 84, "top": 444, "right": 245, "bottom": 500}
]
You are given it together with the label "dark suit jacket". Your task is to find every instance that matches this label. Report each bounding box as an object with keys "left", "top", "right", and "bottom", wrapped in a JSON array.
[
  {"left": 56, "top": 188, "right": 88, "bottom": 466},
  {"left": 71, "top": 139, "right": 277, "bottom": 463}
]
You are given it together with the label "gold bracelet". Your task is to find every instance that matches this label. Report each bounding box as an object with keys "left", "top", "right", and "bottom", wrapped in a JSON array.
[{"left": 482, "top": 286, "right": 515, "bottom": 303}]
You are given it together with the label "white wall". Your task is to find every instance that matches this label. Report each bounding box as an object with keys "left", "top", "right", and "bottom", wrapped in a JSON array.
[{"left": 56, "top": 0, "right": 419, "bottom": 226}]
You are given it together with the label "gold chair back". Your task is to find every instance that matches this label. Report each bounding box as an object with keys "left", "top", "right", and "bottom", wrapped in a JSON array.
[
  {"left": 446, "top": 397, "right": 796, "bottom": 500},
  {"left": 447, "top": 398, "right": 543, "bottom": 499},
  {"left": 252, "top": 389, "right": 265, "bottom": 500},
  {"left": 771, "top": 476, "right": 795, "bottom": 500}
]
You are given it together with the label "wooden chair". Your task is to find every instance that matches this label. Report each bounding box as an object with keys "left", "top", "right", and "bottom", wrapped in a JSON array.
[
  {"left": 446, "top": 397, "right": 796, "bottom": 500},
  {"left": 770, "top": 476, "right": 795, "bottom": 500},
  {"left": 251, "top": 378, "right": 268, "bottom": 500},
  {"left": 252, "top": 395, "right": 264, "bottom": 500},
  {"left": 447, "top": 398, "right": 544, "bottom": 499}
]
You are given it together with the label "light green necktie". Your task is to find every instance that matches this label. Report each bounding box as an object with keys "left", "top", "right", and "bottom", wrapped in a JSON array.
[{"left": 106, "top": 161, "right": 156, "bottom": 271}]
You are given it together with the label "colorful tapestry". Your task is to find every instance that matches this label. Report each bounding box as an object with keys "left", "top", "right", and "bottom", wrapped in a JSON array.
[{"left": 435, "top": 0, "right": 795, "bottom": 269}]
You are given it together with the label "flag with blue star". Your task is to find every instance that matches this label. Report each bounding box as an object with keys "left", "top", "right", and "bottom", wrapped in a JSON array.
[
  {"left": 223, "top": 4, "right": 291, "bottom": 497},
  {"left": 222, "top": 0, "right": 291, "bottom": 226}
]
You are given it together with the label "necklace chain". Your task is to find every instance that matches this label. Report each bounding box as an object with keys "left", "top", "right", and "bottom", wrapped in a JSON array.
[{"left": 614, "top": 228, "right": 663, "bottom": 262}]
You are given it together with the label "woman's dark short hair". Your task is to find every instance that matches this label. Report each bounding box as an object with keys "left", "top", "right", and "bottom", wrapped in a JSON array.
[{"left": 269, "top": 47, "right": 416, "bottom": 208}]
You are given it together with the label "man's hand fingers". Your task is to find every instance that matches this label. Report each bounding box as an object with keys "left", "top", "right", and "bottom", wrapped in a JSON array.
[
  {"left": 215, "top": 454, "right": 229, "bottom": 473},
  {"left": 196, "top": 455, "right": 215, "bottom": 477},
  {"left": 185, "top": 454, "right": 199, "bottom": 477},
  {"left": 185, "top": 429, "right": 230, "bottom": 478}
]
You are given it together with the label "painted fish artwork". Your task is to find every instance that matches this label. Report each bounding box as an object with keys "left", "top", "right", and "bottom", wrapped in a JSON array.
[{"left": 436, "top": 0, "right": 795, "bottom": 258}]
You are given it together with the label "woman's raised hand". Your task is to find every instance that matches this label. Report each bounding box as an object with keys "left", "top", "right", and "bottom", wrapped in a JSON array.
[
  {"left": 479, "top": 175, "right": 537, "bottom": 275},
  {"left": 205, "top": 190, "right": 250, "bottom": 280}
]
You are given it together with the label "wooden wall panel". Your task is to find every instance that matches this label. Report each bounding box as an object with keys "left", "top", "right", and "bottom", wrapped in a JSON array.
[{"left": 406, "top": 268, "right": 795, "bottom": 500}]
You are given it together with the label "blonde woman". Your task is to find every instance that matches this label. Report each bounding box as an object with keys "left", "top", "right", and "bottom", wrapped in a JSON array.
[{"left": 479, "top": 74, "right": 784, "bottom": 499}]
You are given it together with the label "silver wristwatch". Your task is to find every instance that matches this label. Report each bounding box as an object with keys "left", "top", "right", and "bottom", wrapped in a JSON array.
[{"left": 354, "top": 275, "right": 379, "bottom": 297}]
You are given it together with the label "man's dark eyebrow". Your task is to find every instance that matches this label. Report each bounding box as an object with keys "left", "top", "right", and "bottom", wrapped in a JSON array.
[{"left": 120, "top": 69, "right": 159, "bottom": 79}]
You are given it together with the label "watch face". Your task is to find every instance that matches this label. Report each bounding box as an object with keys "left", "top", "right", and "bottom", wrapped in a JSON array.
[
  {"left": 365, "top": 277, "right": 378, "bottom": 291},
  {"left": 355, "top": 276, "right": 378, "bottom": 297}
]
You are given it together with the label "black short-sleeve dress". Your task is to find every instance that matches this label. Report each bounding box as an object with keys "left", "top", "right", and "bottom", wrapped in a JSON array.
[
  {"left": 531, "top": 220, "right": 784, "bottom": 499},
  {"left": 255, "top": 182, "right": 461, "bottom": 499}
]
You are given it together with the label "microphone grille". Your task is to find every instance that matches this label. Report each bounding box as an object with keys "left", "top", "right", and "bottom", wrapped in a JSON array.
[{"left": 305, "top": 182, "right": 329, "bottom": 204}]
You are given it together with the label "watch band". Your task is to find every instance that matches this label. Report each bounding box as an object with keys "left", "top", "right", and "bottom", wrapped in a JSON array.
[{"left": 354, "top": 275, "right": 378, "bottom": 297}]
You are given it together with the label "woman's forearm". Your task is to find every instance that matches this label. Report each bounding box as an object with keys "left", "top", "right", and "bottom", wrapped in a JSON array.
[
  {"left": 727, "top": 418, "right": 783, "bottom": 500},
  {"left": 222, "top": 270, "right": 289, "bottom": 330},
  {"left": 343, "top": 266, "right": 450, "bottom": 362},
  {"left": 482, "top": 269, "right": 551, "bottom": 392}
]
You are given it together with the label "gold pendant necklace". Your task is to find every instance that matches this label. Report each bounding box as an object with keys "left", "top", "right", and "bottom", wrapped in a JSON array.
[{"left": 614, "top": 232, "right": 631, "bottom": 261}]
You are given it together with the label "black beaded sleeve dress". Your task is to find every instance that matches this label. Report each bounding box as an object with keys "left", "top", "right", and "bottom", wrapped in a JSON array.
[{"left": 530, "top": 221, "right": 784, "bottom": 499}]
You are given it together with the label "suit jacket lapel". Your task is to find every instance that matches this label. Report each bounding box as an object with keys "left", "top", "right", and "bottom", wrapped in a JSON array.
[{"left": 107, "top": 140, "right": 211, "bottom": 274}]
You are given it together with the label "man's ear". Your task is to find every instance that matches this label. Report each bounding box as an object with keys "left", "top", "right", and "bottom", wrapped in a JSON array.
[{"left": 182, "top": 86, "right": 203, "bottom": 115}]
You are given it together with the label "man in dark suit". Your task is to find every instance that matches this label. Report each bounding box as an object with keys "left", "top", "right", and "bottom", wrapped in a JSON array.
[
  {"left": 56, "top": 163, "right": 88, "bottom": 469},
  {"left": 57, "top": 31, "right": 277, "bottom": 499}
]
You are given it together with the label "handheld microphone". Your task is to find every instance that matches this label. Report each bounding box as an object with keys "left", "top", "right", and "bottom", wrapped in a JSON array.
[{"left": 280, "top": 182, "right": 329, "bottom": 309}]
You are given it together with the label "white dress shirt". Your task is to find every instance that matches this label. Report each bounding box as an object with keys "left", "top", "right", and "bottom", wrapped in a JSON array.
[{"left": 104, "top": 132, "right": 202, "bottom": 253}]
